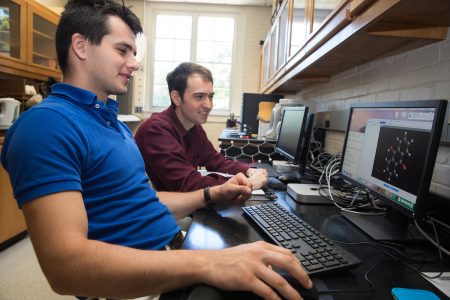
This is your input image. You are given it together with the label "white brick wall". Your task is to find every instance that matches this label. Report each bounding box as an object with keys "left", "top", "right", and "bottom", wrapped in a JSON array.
[{"left": 294, "top": 32, "right": 450, "bottom": 198}]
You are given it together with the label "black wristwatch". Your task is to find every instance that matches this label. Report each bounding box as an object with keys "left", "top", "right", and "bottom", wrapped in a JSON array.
[{"left": 203, "top": 187, "right": 215, "bottom": 210}]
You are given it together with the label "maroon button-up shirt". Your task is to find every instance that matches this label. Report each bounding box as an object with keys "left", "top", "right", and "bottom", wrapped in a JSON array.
[{"left": 135, "top": 106, "right": 250, "bottom": 192}]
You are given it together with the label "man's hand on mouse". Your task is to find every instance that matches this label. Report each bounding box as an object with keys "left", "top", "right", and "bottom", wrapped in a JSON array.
[{"left": 198, "top": 241, "right": 313, "bottom": 300}]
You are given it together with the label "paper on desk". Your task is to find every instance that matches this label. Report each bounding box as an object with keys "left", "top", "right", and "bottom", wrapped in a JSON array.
[
  {"left": 422, "top": 272, "right": 450, "bottom": 297},
  {"left": 252, "top": 189, "right": 265, "bottom": 195},
  {"left": 198, "top": 170, "right": 233, "bottom": 177}
]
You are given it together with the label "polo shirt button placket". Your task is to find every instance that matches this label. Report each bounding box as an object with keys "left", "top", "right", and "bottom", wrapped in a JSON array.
[
  {"left": 106, "top": 121, "right": 111, "bottom": 126},
  {"left": 95, "top": 104, "right": 100, "bottom": 109}
]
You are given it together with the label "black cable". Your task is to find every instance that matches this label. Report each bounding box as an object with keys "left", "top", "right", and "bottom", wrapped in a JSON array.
[
  {"left": 333, "top": 238, "right": 445, "bottom": 280},
  {"left": 334, "top": 239, "right": 439, "bottom": 265},
  {"left": 317, "top": 259, "right": 386, "bottom": 295}
]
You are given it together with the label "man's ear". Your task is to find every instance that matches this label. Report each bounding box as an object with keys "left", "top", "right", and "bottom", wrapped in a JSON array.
[
  {"left": 71, "top": 33, "right": 88, "bottom": 60},
  {"left": 170, "top": 90, "right": 182, "bottom": 107}
]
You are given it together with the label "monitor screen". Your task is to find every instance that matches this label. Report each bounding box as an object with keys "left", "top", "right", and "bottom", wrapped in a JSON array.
[
  {"left": 275, "top": 106, "right": 309, "bottom": 164},
  {"left": 339, "top": 100, "right": 447, "bottom": 241}
]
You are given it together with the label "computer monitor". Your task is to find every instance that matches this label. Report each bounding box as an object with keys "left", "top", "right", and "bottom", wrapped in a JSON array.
[
  {"left": 275, "top": 106, "right": 315, "bottom": 179},
  {"left": 298, "top": 113, "right": 315, "bottom": 176},
  {"left": 339, "top": 100, "right": 448, "bottom": 241}
]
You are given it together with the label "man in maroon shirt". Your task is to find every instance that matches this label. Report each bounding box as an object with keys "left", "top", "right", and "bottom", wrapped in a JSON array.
[{"left": 135, "top": 62, "right": 267, "bottom": 192}]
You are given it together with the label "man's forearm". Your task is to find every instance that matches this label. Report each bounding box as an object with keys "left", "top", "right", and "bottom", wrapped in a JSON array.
[
  {"left": 158, "top": 190, "right": 205, "bottom": 219},
  {"left": 43, "top": 238, "right": 209, "bottom": 298}
]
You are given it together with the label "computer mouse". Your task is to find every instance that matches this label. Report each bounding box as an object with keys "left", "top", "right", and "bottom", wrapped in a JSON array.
[
  {"left": 185, "top": 284, "right": 225, "bottom": 300},
  {"left": 292, "top": 282, "right": 319, "bottom": 300},
  {"left": 277, "top": 269, "right": 320, "bottom": 300},
  {"left": 277, "top": 174, "right": 299, "bottom": 184},
  {"left": 267, "top": 177, "right": 287, "bottom": 190},
  {"left": 283, "top": 277, "right": 319, "bottom": 299}
]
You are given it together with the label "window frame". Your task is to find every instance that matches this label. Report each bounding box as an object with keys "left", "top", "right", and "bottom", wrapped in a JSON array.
[{"left": 146, "top": 9, "right": 238, "bottom": 115}]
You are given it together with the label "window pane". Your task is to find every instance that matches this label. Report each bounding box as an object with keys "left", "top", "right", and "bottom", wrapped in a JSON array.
[
  {"left": 174, "top": 17, "right": 192, "bottom": 38},
  {"left": 153, "top": 84, "right": 170, "bottom": 107},
  {"left": 211, "top": 64, "right": 231, "bottom": 89},
  {"left": 212, "top": 88, "right": 230, "bottom": 110},
  {"left": 154, "top": 39, "right": 175, "bottom": 61},
  {"left": 174, "top": 40, "right": 191, "bottom": 61},
  {"left": 197, "top": 41, "right": 214, "bottom": 63},
  {"left": 153, "top": 61, "right": 176, "bottom": 85},
  {"left": 214, "top": 41, "right": 232, "bottom": 64},
  {"left": 198, "top": 17, "right": 215, "bottom": 40},
  {"left": 156, "top": 15, "right": 192, "bottom": 39},
  {"left": 215, "top": 18, "right": 234, "bottom": 41}
]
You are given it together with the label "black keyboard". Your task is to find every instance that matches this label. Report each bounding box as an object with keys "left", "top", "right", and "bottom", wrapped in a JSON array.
[
  {"left": 250, "top": 162, "right": 281, "bottom": 177},
  {"left": 242, "top": 203, "right": 361, "bottom": 275}
]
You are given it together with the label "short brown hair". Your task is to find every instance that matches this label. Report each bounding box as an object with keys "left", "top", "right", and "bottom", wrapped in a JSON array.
[{"left": 166, "top": 62, "right": 213, "bottom": 107}]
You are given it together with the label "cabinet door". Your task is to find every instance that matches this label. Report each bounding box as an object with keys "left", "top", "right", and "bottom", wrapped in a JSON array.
[
  {"left": 289, "top": 0, "right": 307, "bottom": 57},
  {"left": 0, "top": 145, "right": 27, "bottom": 245},
  {"left": 27, "top": 0, "right": 59, "bottom": 71},
  {"left": 311, "top": 0, "right": 342, "bottom": 33},
  {"left": 260, "top": 35, "right": 271, "bottom": 87},
  {"left": 268, "top": 22, "right": 278, "bottom": 79},
  {"left": 0, "top": 0, "right": 26, "bottom": 63},
  {"left": 276, "top": 1, "right": 289, "bottom": 72}
]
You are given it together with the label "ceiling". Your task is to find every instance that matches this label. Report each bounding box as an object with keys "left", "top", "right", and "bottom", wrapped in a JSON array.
[
  {"left": 145, "top": 0, "right": 273, "bottom": 6},
  {"left": 40, "top": 0, "right": 273, "bottom": 15}
]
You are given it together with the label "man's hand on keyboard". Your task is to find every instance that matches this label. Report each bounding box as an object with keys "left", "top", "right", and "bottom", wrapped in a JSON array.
[
  {"left": 200, "top": 241, "right": 312, "bottom": 300},
  {"left": 247, "top": 168, "right": 269, "bottom": 190}
]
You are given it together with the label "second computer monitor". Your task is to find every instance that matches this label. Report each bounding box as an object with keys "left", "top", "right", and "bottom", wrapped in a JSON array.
[{"left": 275, "top": 106, "right": 309, "bottom": 165}]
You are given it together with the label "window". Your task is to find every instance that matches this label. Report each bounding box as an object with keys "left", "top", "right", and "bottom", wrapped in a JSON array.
[{"left": 149, "top": 13, "right": 236, "bottom": 112}]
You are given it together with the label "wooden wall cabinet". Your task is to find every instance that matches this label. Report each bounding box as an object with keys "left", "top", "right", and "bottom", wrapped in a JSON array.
[
  {"left": 0, "top": 141, "right": 27, "bottom": 248},
  {"left": 0, "top": 0, "right": 61, "bottom": 81},
  {"left": 260, "top": 0, "right": 450, "bottom": 94}
]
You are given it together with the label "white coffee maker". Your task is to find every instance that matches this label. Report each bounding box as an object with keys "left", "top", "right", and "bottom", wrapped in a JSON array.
[
  {"left": 0, "top": 98, "right": 21, "bottom": 130},
  {"left": 265, "top": 99, "right": 303, "bottom": 139}
]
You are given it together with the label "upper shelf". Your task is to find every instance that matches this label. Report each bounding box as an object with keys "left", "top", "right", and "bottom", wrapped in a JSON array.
[{"left": 261, "top": 0, "right": 450, "bottom": 94}]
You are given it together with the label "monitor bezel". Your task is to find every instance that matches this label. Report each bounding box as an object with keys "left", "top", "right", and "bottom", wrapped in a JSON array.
[
  {"left": 275, "top": 106, "right": 309, "bottom": 164},
  {"left": 339, "top": 99, "right": 447, "bottom": 221}
]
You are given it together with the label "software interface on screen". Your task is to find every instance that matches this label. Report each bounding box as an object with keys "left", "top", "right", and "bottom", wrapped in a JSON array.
[
  {"left": 276, "top": 107, "right": 307, "bottom": 161},
  {"left": 341, "top": 107, "right": 436, "bottom": 212}
]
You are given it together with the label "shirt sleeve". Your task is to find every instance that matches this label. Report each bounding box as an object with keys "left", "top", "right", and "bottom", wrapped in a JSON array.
[
  {"left": 196, "top": 128, "right": 250, "bottom": 175},
  {"left": 1, "top": 108, "right": 85, "bottom": 206},
  {"left": 136, "top": 120, "right": 234, "bottom": 192}
]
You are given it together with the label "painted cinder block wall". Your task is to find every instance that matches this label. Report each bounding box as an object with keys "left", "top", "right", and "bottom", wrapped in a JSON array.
[{"left": 294, "top": 31, "right": 450, "bottom": 198}]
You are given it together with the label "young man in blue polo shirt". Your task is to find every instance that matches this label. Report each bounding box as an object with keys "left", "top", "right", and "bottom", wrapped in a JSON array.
[{"left": 0, "top": 0, "right": 312, "bottom": 299}]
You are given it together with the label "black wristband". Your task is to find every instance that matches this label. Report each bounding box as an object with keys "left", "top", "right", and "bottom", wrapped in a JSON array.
[{"left": 203, "top": 187, "right": 215, "bottom": 210}]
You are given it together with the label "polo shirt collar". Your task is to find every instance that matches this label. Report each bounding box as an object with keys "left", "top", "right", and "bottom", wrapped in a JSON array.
[{"left": 50, "top": 83, "right": 119, "bottom": 115}]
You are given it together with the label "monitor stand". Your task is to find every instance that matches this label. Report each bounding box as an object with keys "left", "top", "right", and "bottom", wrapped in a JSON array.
[{"left": 341, "top": 208, "right": 425, "bottom": 242}]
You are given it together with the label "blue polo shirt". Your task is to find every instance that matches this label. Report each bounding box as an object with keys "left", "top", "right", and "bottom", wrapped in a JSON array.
[{"left": 1, "top": 83, "right": 179, "bottom": 250}]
